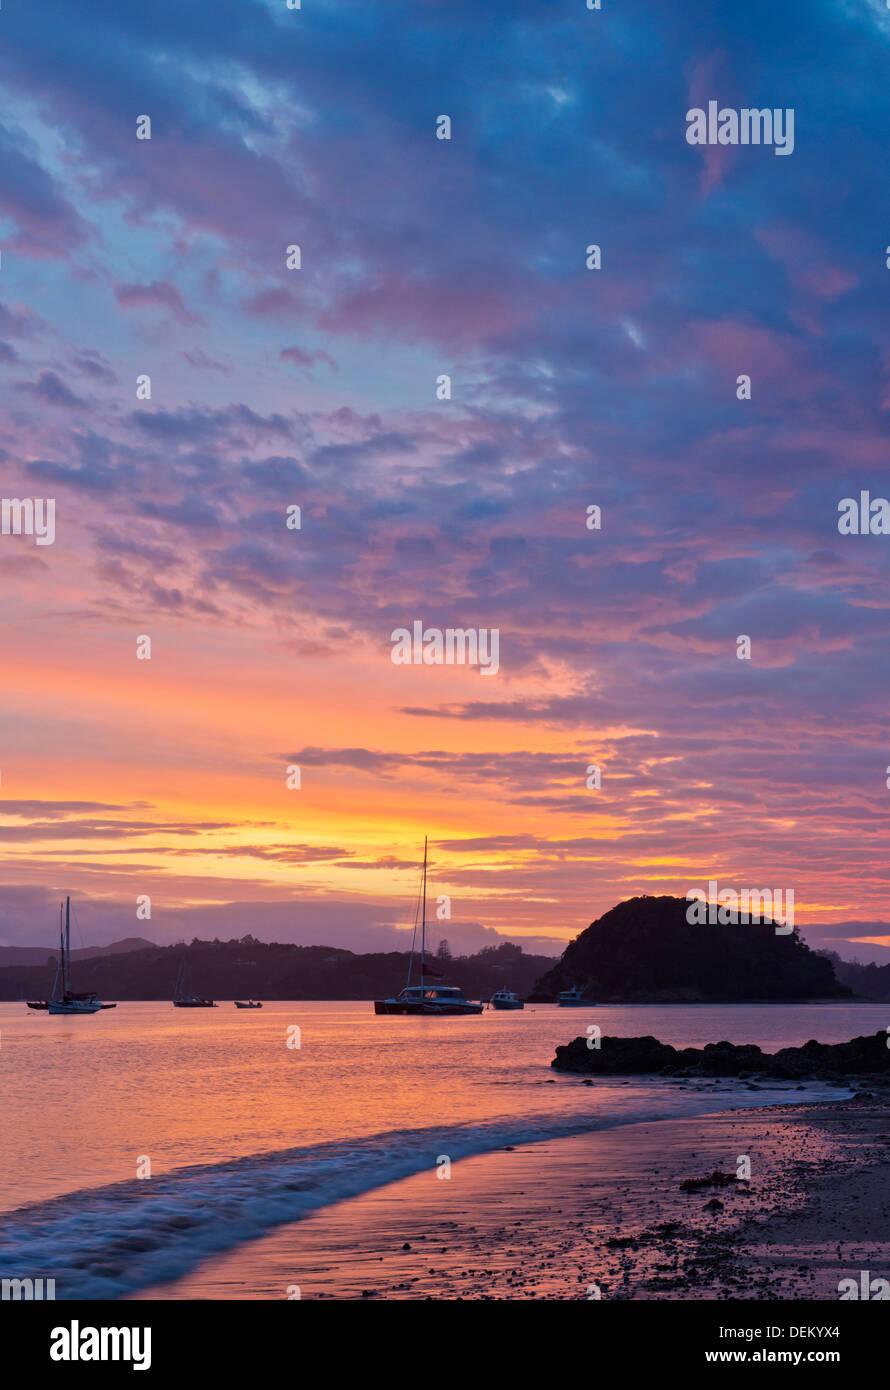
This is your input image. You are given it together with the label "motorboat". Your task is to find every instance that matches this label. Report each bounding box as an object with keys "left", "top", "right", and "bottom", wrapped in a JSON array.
[
  {"left": 558, "top": 985, "right": 593, "bottom": 1006},
  {"left": 490, "top": 987, "right": 524, "bottom": 1010}
]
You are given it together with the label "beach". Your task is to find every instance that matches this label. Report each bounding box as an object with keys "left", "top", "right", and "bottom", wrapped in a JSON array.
[{"left": 132, "top": 1092, "right": 890, "bottom": 1300}]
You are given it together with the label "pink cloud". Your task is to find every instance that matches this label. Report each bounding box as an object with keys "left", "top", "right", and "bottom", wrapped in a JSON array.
[
  {"left": 280, "top": 345, "right": 338, "bottom": 372},
  {"left": 756, "top": 223, "right": 858, "bottom": 301},
  {"left": 114, "top": 280, "right": 203, "bottom": 325},
  {"left": 685, "top": 50, "right": 735, "bottom": 197}
]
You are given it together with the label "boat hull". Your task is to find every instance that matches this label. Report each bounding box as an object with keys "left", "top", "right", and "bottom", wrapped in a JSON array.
[
  {"left": 491, "top": 999, "right": 524, "bottom": 1010},
  {"left": 374, "top": 999, "right": 483, "bottom": 1015},
  {"left": 48, "top": 1000, "right": 104, "bottom": 1015},
  {"left": 174, "top": 999, "right": 216, "bottom": 1007},
  {"left": 234, "top": 1001, "right": 262, "bottom": 1008}
]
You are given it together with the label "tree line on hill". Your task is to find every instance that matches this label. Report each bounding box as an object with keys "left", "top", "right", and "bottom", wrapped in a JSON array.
[
  {"left": 0, "top": 935, "right": 554, "bottom": 1002},
  {"left": 2, "top": 898, "right": 878, "bottom": 1004}
]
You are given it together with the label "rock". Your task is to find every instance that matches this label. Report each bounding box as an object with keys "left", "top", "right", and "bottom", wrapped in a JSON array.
[
  {"left": 680, "top": 1171, "right": 741, "bottom": 1193},
  {"left": 552, "top": 1029, "right": 890, "bottom": 1079}
]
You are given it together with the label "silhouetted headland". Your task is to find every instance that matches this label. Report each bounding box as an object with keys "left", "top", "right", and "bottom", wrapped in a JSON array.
[{"left": 530, "top": 894, "right": 849, "bottom": 1003}]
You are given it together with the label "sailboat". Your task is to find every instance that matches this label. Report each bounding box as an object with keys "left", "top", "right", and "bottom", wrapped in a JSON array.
[
  {"left": 374, "top": 837, "right": 483, "bottom": 1016},
  {"left": 26, "top": 897, "right": 116, "bottom": 1014},
  {"left": 173, "top": 956, "right": 216, "bottom": 1007}
]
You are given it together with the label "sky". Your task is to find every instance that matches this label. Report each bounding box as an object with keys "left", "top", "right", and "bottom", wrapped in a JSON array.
[{"left": 2, "top": 0, "right": 890, "bottom": 960}]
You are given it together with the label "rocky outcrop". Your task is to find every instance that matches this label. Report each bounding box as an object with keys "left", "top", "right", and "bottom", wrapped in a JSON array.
[{"left": 551, "top": 1030, "right": 890, "bottom": 1078}]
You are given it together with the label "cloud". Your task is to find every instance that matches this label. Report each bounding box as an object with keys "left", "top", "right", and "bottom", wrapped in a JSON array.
[
  {"left": 15, "top": 369, "right": 85, "bottom": 409},
  {"left": 1, "top": 0, "right": 890, "bottom": 948},
  {"left": 280, "top": 345, "right": 338, "bottom": 373},
  {"left": 114, "top": 280, "right": 204, "bottom": 325}
]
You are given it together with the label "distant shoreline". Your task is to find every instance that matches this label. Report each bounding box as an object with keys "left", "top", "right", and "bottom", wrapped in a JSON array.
[{"left": 2, "top": 993, "right": 874, "bottom": 1004}]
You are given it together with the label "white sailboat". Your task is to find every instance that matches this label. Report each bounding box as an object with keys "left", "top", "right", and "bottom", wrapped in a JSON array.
[{"left": 27, "top": 897, "right": 116, "bottom": 1013}]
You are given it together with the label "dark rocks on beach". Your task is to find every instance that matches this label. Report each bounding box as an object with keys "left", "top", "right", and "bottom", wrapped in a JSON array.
[
  {"left": 551, "top": 1029, "right": 890, "bottom": 1078},
  {"left": 679, "top": 1170, "right": 743, "bottom": 1192}
]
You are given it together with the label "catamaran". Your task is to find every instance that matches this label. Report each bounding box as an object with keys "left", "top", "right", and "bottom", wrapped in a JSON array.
[
  {"left": 374, "top": 837, "right": 483, "bottom": 1016},
  {"left": 26, "top": 897, "right": 116, "bottom": 1014}
]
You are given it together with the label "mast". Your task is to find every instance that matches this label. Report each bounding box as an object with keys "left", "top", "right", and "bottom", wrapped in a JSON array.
[
  {"left": 52, "top": 903, "right": 64, "bottom": 1002},
  {"left": 420, "top": 835, "right": 428, "bottom": 992},
  {"left": 64, "top": 895, "right": 70, "bottom": 995}
]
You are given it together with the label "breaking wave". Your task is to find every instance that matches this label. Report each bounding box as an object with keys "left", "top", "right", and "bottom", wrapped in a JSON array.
[{"left": 0, "top": 1081, "right": 844, "bottom": 1299}]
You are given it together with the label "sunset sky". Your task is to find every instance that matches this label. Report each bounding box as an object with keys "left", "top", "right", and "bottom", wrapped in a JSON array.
[{"left": 3, "top": 0, "right": 890, "bottom": 960}]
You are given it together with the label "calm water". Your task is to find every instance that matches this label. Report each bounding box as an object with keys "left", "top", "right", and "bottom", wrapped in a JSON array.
[{"left": 0, "top": 999, "right": 884, "bottom": 1298}]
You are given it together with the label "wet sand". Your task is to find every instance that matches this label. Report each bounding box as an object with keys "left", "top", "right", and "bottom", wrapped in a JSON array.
[{"left": 133, "top": 1095, "right": 890, "bottom": 1300}]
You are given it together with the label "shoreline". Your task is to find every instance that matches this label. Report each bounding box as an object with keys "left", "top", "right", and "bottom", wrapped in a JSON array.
[{"left": 132, "top": 1094, "right": 890, "bottom": 1300}]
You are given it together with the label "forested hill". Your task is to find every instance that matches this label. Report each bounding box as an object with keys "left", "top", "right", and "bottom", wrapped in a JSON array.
[
  {"left": 0, "top": 936, "right": 554, "bottom": 1002},
  {"left": 820, "top": 950, "right": 890, "bottom": 1002},
  {"left": 530, "top": 895, "right": 849, "bottom": 1003}
]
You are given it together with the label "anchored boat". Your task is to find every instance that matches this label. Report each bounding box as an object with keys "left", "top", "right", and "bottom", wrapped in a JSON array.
[
  {"left": 173, "top": 957, "right": 216, "bottom": 1007},
  {"left": 374, "top": 838, "right": 483, "bottom": 1016},
  {"left": 26, "top": 897, "right": 116, "bottom": 1014},
  {"left": 558, "top": 985, "right": 593, "bottom": 1006},
  {"left": 490, "top": 987, "right": 524, "bottom": 1010}
]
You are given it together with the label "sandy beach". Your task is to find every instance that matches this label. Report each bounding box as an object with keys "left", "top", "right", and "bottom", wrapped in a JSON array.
[{"left": 133, "top": 1092, "right": 890, "bottom": 1300}]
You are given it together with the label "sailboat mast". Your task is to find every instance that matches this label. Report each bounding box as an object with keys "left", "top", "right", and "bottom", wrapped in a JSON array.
[
  {"left": 64, "top": 896, "right": 70, "bottom": 994},
  {"left": 53, "top": 903, "right": 63, "bottom": 1002},
  {"left": 420, "top": 836, "right": 427, "bottom": 991}
]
